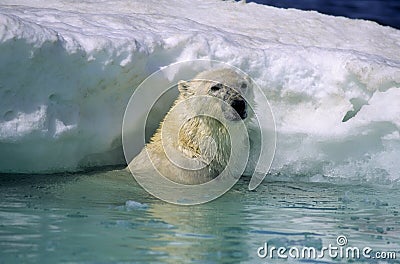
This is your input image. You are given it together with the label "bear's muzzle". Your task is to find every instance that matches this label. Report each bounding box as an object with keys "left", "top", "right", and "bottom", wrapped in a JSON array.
[{"left": 222, "top": 97, "right": 247, "bottom": 121}]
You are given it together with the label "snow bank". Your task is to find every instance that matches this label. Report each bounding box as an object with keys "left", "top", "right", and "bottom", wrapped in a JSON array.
[{"left": 0, "top": 0, "right": 399, "bottom": 184}]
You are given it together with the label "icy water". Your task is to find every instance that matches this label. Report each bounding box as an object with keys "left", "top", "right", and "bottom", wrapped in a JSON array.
[
  {"left": 1, "top": 169, "right": 399, "bottom": 263},
  {"left": 250, "top": 0, "right": 400, "bottom": 29}
]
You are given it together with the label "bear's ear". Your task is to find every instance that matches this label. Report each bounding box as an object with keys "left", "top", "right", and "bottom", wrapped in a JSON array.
[{"left": 178, "top": 80, "right": 193, "bottom": 98}]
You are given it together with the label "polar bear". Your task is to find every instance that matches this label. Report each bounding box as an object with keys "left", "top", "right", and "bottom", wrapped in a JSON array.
[{"left": 128, "top": 68, "right": 255, "bottom": 185}]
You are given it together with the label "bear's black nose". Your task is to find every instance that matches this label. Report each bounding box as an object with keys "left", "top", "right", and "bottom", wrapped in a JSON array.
[{"left": 231, "top": 99, "right": 247, "bottom": 119}]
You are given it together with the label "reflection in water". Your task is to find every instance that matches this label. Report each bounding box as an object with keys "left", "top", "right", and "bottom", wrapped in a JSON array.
[
  {"left": 147, "top": 198, "right": 250, "bottom": 263},
  {"left": 0, "top": 170, "right": 399, "bottom": 263}
]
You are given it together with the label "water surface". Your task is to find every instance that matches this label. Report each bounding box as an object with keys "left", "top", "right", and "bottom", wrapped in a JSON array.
[
  {"left": 0, "top": 170, "right": 399, "bottom": 263},
  {"left": 249, "top": 0, "right": 400, "bottom": 29}
]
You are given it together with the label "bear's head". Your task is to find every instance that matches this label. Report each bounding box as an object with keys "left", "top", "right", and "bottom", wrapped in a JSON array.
[{"left": 178, "top": 68, "right": 254, "bottom": 122}]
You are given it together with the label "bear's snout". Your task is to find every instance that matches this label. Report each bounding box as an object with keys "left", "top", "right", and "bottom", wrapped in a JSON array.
[
  {"left": 231, "top": 99, "right": 247, "bottom": 120},
  {"left": 221, "top": 95, "right": 247, "bottom": 122}
]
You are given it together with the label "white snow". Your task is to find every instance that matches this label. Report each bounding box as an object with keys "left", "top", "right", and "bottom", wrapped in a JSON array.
[{"left": 0, "top": 0, "right": 399, "bottom": 184}]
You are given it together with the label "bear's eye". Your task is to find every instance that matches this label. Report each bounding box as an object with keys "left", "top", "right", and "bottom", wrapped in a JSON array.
[
  {"left": 241, "top": 83, "right": 247, "bottom": 90},
  {"left": 210, "top": 84, "right": 222, "bottom": 92}
]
